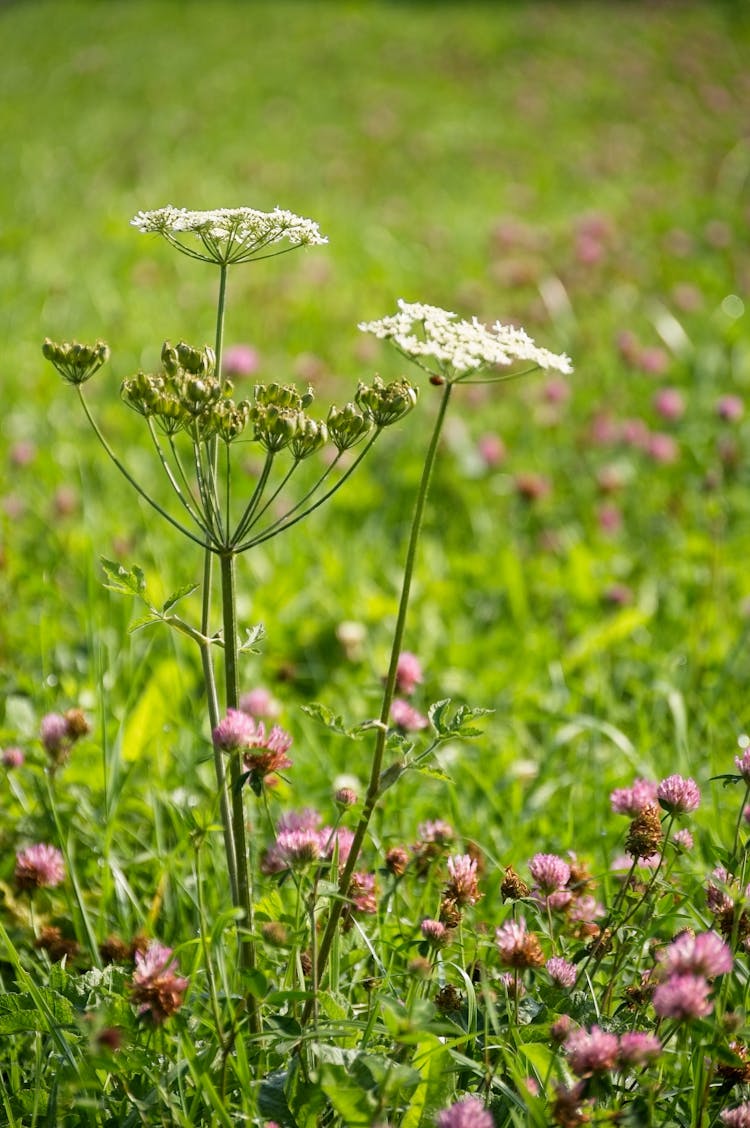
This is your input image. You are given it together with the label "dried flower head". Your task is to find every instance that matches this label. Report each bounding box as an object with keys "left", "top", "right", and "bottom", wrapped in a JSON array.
[
  {"left": 444, "top": 854, "right": 482, "bottom": 907},
  {"left": 501, "top": 865, "right": 531, "bottom": 901},
  {"left": 131, "top": 206, "right": 327, "bottom": 265},
  {"left": 495, "top": 917, "right": 545, "bottom": 969},
  {"left": 625, "top": 804, "right": 664, "bottom": 859},
  {"left": 15, "top": 844, "right": 65, "bottom": 891},
  {"left": 130, "top": 941, "right": 188, "bottom": 1024},
  {"left": 35, "top": 926, "right": 79, "bottom": 963},
  {"left": 359, "top": 300, "right": 572, "bottom": 382}
]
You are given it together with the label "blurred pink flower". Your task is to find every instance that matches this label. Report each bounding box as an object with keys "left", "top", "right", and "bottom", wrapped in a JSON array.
[
  {"left": 659, "top": 931, "right": 732, "bottom": 978},
  {"left": 653, "top": 387, "right": 685, "bottom": 421},
  {"left": 721, "top": 1103, "right": 750, "bottom": 1127},
  {"left": 391, "top": 698, "right": 428, "bottom": 731},
  {"left": 2, "top": 747, "right": 24, "bottom": 768},
  {"left": 131, "top": 941, "right": 188, "bottom": 1024},
  {"left": 618, "top": 1031, "right": 661, "bottom": 1066},
  {"left": 223, "top": 343, "right": 259, "bottom": 378},
  {"left": 436, "top": 1097, "right": 494, "bottom": 1128},
  {"left": 15, "top": 844, "right": 65, "bottom": 890},
  {"left": 547, "top": 956, "right": 577, "bottom": 987},
  {"left": 395, "top": 651, "right": 423, "bottom": 696},
  {"left": 718, "top": 395, "right": 744, "bottom": 422},
  {"left": 610, "top": 778, "right": 658, "bottom": 816},
  {"left": 565, "top": 1025, "right": 619, "bottom": 1075},
  {"left": 239, "top": 687, "right": 280, "bottom": 719},
  {"left": 653, "top": 973, "right": 712, "bottom": 1020},
  {"left": 477, "top": 433, "right": 506, "bottom": 468},
  {"left": 647, "top": 432, "right": 679, "bottom": 463}
]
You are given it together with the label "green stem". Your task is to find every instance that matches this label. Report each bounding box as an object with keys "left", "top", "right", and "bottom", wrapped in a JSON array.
[
  {"left": 304, "top": 382, "right": 453, "bottom": 1017},
  {"left": 199, "top": 261, "right": 239, "bottom": 906},
  {"left": 220, "top": 551, "right": 260, "bottom": 1035},
  {"left": 77, "top": 389, "right": 210, "bottom": 549}
]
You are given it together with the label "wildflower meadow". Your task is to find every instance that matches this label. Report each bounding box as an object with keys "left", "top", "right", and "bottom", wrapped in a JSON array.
[{"left": 2, "top": 2, "right": 750, "bottom": 1125}]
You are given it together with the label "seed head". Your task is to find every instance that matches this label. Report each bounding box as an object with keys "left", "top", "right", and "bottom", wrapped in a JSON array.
[
  {"left": 625, "top": 804, "right": 664, "bottom": 859},
  {"left": 42, "top": 338, "right": 110, "bottom": 385}
]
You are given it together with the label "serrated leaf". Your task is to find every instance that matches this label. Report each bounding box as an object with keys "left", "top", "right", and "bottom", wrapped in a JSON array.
[
  {"left": 239, "top": 622, "right": 266, "bottom": 652},
  {"left": 0, "top": 989, "right": 74, "bottom": 1033},
  {"left": 100, "top": 557, "right": 147, "bottom": 597},
  {"left": 162, "top": 582, "right": 199, "bottom": 613},
  {"left": 414, "top": 764, "right": 454, "bottom": 783},
  {"left": 428, "top": 699, "right": 452, "bottom": 735},
  {"left": 301, "top": 702, "right": 362, "bottom": 738},
  {"left": 128, "top": 612, "right": 160, "bottom": 634}
]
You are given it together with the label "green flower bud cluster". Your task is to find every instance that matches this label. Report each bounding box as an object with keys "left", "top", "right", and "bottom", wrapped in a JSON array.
[
  {"left": 355, "top": 376, "right": 418, "bottom": 427},
  {"left": 42, "top": 338, "right": 110, "bottom": 385},
  {"left": 121, "top": 340, "right": 249, "bottom": 442},
  {"left": 248, "top": 383, "right": 322, "bottom": 456},
  {"left": 326, "top": 403, "right": 373, "bottom": 451}
]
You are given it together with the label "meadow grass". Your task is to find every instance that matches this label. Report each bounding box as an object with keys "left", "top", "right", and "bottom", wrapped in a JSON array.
[{"left": 1, "top": 1, "right": 750, "bottom": 1124}]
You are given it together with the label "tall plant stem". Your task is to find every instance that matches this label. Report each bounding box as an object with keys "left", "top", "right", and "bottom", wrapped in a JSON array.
[
  {"left": 220, "top": 550, "right": 261, "bottom": 1035},
  {"left": 201, "top": 262, "right": 238, "bottom": 901},
  {"left": 307, "top": 382, "right": 453, "bottom": 1015}
]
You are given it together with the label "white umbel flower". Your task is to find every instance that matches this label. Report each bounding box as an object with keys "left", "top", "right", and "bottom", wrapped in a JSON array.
[
  {"left": 130, "top": 206, "right": 327, "bottom": 264},
  {"left": 359, "top": 299, "right": 572, "bottom": 380}
]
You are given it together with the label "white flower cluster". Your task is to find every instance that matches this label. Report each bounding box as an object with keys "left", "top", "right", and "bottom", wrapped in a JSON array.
[
  {"left": 130, "top": 206, "right": 327, "bottom": 264},
  {"left": 359, "top": 299, "right": 572, "bottom": 378}
]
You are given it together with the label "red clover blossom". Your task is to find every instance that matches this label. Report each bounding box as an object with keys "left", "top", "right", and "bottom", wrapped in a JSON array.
[
  {"left": 15, "top": 844, "right": 65, "bottom": 891},
  {"left": 130, "top": 941, "right": 188, "bottom": 1024},
  {"left": 436, "top": 1097, "right": 495, "bottom": 1128},
  {"left": 656, "top": 774, "right": 701, "bottom": 815}
]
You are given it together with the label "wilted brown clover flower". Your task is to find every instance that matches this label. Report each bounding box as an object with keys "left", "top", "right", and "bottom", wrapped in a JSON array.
[{"left": 130, "top": 942, "right": 188, "bottom": 1024}]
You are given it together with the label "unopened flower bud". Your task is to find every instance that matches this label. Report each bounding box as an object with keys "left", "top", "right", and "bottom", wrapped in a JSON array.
[
  {"left": 290, "top": 416, "right": 328, "bottom": 460},
  {"left": 161, "top": 341, "right": 180, "bottom": 376},
  {"left": 175, "top": 341, "right": 215, "bottom": 377},
  {"left": 356, "top": 376, "right": 418, "bottom": 427},
  {"left": 43, "top": 338, "right": 110, "bottom": 385},
  {"left": 327, "top": 403, "right": 372, "bottom": 450},
  {"left": 215, "top": 399, "right": 250, "bottom": 443}
]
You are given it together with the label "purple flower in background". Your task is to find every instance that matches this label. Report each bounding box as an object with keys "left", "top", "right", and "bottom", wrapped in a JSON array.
[
  {"left": 15, "top": 844, "right": 65, "bottom": 890},
  {"left": 659, "top": 931, "right": 732, "bottom": 978},
  {"left": 653, "top": 974, "right": 712, "bottom": 1020},
  {"left": 610, "top": 778, "right": 658, "bottom": 816},
  {"left": 436, "top": 1097, "right": 495, "bottom": 1128},
  {"left": 131, "top": 941, "right": 188, "bottom": 1024},
  {"left": 565, "top": 1025, "right": 619, "bottom": 1075},
  {"left": 395, "top": 651, "right": 423, "bottom": 695},
  {"left": 547, "top": 956, "right": 577, "bottom": 987},
  {"left": 222, "top": 343, "right": 260, "bottom": 377}
]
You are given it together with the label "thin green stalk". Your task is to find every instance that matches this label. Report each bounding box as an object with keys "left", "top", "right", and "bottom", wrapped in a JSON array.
[
  {"left": 77, "top": 389, "right": 210, "bottom": 549},
  {"left": 305, "top": 382, "right": 453, "bottom": 1016},
  {"left": 237, "top": 432, "right": 380, "bottom": 552},
  {"left": 146, "top": 418, "right": 213, "bottom": 538},
  {"left": 231, "top": 449, "right": 277, "bottom": 545},
  {"left": 220, "top": 551, "right": 261, "bottom": 1035},
  {"left": 200, "top": 260, "right": 239, "bottom": 907}
]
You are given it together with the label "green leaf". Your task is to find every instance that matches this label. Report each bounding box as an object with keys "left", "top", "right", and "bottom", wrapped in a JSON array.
[
  {"left": 162, "top": 581, "right": 199, "bottom": 613},
  {"left": 128, "top": 612, "right": 160, "bottom": 634},
  {"left": 0, "top": 989, "right": 74, "bottom": 1033},
  {"left": 414, "top": 764, "right": 454, "bottom": 783},
  {"left": 239, "top": 622, "right": 266, "bottom": 652},
  {"left": 100, "top": 557, "right": 147, "bottom": 598},
  {"left": 301, "top": 702, "right": 364, "bottom": 739},
  {"left": 428, "top": 699, "right": 492, "bottom": 738},
  {"left": 319, "top": 1062, "right": 377, "bottom": 1125}
]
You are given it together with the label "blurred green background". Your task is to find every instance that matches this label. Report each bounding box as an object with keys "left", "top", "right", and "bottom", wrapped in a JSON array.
[{"left": 1, "top": 0, "right": 749, "bottom": 850}]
